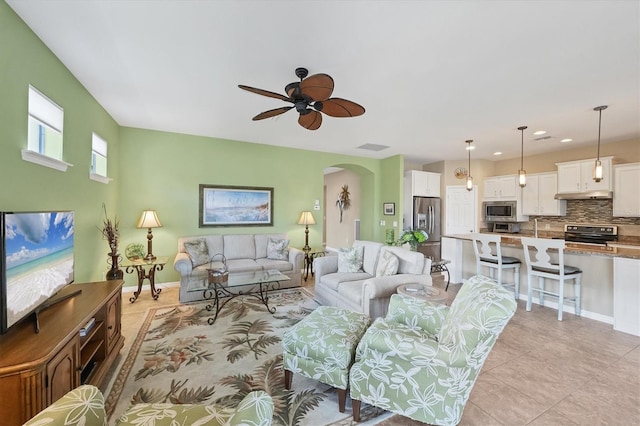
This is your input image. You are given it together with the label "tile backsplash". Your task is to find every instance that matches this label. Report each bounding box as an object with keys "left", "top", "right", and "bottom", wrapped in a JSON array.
[{"left": 523, "top": 199, "right": 640, "bottom": 243}]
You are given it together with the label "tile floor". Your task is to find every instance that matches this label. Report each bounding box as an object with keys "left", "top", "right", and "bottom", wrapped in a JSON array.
[{"left": 114, "top": 274, "right": 640, "bottom": 425}]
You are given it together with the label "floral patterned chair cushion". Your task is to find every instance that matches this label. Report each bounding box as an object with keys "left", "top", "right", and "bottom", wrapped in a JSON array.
[
  {"left": 282, "top": 305, "right": 371, "bottom": 412},
  {"left": 23, "top": 385, "right": 274, "bottom": 426},
  {"left": 349, "top": 275, "right": 517, "bottom": 426}
]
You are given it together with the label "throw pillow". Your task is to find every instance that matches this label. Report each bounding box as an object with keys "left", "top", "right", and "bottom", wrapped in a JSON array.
[
  {"left": 267, "top": 238, "right": 290, "bottom": 260},
  {"left": 375, "top": 250, "right": 399, "bottom": 277},
  {"left": 338, "top": 246, "right": 364, "bottom": 273},
  {"left": 184, "top": 238, "right": 210, "bottom": 267}
]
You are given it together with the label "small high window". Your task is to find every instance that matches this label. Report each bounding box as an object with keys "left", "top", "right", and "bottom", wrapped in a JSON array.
[
  {"left": 91, "top": 133, "right": 108, "bottom": 175},
  {"left": 22, "top": 85, "right": 72, "bottom": 171}
]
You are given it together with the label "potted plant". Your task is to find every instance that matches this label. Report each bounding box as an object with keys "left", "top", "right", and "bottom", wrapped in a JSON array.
[{"left": 397, "top": 229, "right": 428, "bottom": 251}]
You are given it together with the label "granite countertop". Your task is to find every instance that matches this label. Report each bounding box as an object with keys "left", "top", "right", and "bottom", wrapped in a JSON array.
[{"left": 444, "top": 233, "right": 640, "bottom": 260}]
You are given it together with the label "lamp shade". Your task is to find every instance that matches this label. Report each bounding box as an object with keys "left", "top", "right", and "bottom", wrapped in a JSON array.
[
  {"left": 136, "top": 210, "right": 162, "bottom": 229},
  {"left": 297, "top": 211, "right": 316, "bottom": 226}
]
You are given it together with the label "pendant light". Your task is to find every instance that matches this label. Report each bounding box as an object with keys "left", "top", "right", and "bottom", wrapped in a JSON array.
[
  {"left": 517, "top": 126, "right": 528, "bottom": 188},
  {"left": 465, "top": 140, "right": 473, "bottom": 191},
  {"left": 593, "top": 105, "right": 607, "bottom": 182}
]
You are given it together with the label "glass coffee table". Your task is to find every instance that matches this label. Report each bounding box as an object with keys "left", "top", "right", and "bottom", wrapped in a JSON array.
[
  {"left": 187, "top": 269, "right": 290, "bottom": 325},
  {"left": 397, "top": 283, "right": 448, "bottom": 304}
]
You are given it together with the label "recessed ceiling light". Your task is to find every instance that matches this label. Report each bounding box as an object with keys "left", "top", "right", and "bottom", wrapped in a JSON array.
[
  {"left": 493, "top": 151, "right": 502, "bottom": 156},
  {"left": 465, "top": 145, "right": 475, "bottom": 150},
  {"left": 560, "top": 138, "right": 573, "bottom": 143},
  {"left": 533, "top": 130, "right": 547, "bottom": 136}
]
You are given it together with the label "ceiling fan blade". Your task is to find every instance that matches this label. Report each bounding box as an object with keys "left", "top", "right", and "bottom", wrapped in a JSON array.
[
  {"left": 299, "top": 74, "right": 334, "bottom": 101},
  {"left": 252, "top": 106, "right": 294, "bottom": 120},
  {"left": 298, "top": 110, "right": 322, "bottom": 130},
  {"left": 238, "top": 85, "right": 292, "bottom": 102},
  {"left": 320, "top": 98, "right": 366, "bottom": 117}
]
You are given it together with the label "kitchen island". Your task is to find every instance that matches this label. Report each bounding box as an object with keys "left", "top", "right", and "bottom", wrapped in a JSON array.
[{"left": 442, "top": 234, "right": 640, "bottom": 336}]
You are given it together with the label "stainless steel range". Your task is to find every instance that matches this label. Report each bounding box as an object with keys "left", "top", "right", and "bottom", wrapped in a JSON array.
[{"left": 564, "top": 224, "right": 618, "bottom": 245}]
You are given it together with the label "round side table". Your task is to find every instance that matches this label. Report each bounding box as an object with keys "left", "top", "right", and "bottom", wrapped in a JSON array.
[{"left": 397, "top": 284, "right": 448, "bottom": 304}]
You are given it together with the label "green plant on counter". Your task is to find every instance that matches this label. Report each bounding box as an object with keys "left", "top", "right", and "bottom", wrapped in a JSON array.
[{"left": 397, "top": 229, "right": 428, "bottom": 251}]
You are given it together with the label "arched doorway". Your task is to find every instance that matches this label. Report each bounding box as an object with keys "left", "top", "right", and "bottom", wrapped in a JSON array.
[{"left": 323, "top": 164, "right": 375, "bottom": 250}]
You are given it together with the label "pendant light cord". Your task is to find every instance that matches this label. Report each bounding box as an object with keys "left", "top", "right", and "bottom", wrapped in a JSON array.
[
  {"left": 597, "top": 108, "right": 602, "bottom": 161},
  {"left": 520, "top": 129, "right": 524, "bottom": 169},
  {"left": 594, "top": 105, "right": 607, "bottom": 161}
]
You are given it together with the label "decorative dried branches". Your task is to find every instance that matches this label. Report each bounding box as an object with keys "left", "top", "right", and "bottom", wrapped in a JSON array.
[{"left": 100, "top": 203, "right": 119, "bottom": 254}]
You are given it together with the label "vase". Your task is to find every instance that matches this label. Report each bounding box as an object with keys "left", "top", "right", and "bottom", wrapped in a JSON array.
[{"left": 106, "top": 252, "right": 124, "bottom": 280}]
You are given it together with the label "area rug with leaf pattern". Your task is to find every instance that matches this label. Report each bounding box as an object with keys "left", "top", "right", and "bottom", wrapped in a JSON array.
[{"left": 104, "top": 288, "right": 388, "bottom": 425}]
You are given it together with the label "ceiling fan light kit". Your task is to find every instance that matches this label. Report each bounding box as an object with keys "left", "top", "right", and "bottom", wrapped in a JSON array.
[{"left": 239, "top": 67, "right": 365, "bottom": 130}]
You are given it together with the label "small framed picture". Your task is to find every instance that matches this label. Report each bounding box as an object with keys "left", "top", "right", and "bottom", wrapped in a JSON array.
[{"left": 383, "top": 202, "right": 395, "bottom": 216}]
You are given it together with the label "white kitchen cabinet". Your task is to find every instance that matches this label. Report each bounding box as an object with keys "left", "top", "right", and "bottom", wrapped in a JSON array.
[
  {"left": 483, "top": 175, "right": 518, "bottom": 200},
  {"left": 521, "top": 172, "right": 566, "bottom": 216},
  {"left": 405, "top": 170, "right": 440, "bottom": 197},
  {"left": 613, "top": 163, "right": 640, "bottom": 217},
  {"left": 556, "top": 157, "right": 613, "bottom": 194}
]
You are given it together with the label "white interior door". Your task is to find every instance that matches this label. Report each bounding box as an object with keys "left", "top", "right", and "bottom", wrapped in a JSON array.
[{"left": 445, "top": 185, "right": 478, "bottom": 235}]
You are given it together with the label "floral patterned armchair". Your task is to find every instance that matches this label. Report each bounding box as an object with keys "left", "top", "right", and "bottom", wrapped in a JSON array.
[
  {"left": 23, "top": 385, "right": 274, "bottom": 426},
  {"left": 349, "top": 274, "right": 517, "bottom": 425}
]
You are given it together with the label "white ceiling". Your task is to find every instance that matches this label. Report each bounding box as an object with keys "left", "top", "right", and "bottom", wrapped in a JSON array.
[{"left": 7, "top": 0, "right": 640, "bottom": 164}]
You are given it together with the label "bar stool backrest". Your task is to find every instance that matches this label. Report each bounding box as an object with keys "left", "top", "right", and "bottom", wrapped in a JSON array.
[
  {"left": 471, "top": 233, "right": 503, "bottom": 269},
  {"left": 520, "top": 237, "right": 566, "bottom": 277}
]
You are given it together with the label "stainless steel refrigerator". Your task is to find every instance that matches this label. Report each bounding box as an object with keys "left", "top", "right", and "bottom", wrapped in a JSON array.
[{"left": 413, "top": 196, "right": 441, "bottom": 261}]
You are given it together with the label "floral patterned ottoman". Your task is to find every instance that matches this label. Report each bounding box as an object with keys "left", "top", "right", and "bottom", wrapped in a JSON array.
[{"left": 282, "top": 306, "right": 371, "bottom": 412}]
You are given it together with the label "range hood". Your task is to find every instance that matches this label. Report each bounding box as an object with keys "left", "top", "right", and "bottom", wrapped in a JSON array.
[{"left": 554, "top": 190, "right": 613, "bottom": 200}]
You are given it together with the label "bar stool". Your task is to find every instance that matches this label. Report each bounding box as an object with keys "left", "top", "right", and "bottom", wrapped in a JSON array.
[
  {"left": 470, "top": 233, "right": 521, "bottom": 299},
  {"left": 520, "top": 237, "right": 582, "bottom": 321}
]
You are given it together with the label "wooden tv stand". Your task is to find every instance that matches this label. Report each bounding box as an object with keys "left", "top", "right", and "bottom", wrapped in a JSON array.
[{"left": 0, "top": 280, "right": 124, "bottom": 425}]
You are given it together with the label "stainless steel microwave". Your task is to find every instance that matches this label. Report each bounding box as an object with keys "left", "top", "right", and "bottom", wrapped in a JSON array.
[{"left": 483, "top": 201, "right": 518, "bottom": 222}]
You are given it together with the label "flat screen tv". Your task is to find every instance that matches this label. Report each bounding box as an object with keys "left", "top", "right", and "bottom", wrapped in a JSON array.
[{"left": 0, "top": 211, "right": 74, "bottom": 334}]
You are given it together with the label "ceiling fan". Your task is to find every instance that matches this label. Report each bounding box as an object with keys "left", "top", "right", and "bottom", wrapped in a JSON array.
[{"left": 238, "top": 67, "right": 365, "bottom": 130}]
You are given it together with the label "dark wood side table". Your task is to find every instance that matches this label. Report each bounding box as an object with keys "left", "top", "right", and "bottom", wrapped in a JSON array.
[
  {"left": 302, "top": 248, "right": 326, "bottom": 281},
  {"left": 121, "top": 256, "right": 168, "bottom": 302}
]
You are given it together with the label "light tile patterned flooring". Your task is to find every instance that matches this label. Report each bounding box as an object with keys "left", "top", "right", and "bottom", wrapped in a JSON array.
[{"left": 116, "top": 275, "right": 640, "bottom": 425}]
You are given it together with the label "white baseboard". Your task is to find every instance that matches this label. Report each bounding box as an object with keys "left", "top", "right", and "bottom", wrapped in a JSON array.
[
  {"left": 516, "top": 292, "right": 614, "bottom": 325},
  {"left": 121, "top": 281, "right": 180, "bottom": 294}
]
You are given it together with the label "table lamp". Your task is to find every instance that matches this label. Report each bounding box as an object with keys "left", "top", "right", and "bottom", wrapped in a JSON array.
[
  {"left": 297, "top": 211, "right": 316, "bottom": 251},
  {"left": 136, "top": 209, "right": 162, "bottom": 261}
]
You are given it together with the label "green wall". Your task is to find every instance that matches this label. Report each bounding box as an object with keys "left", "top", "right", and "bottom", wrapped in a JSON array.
[
  {"left": 117, "top": 128, "right": 403, "bottom": 286},
  {"left": 2, "top": 1, "right": 405, "bottom": 288},
  {"left": 0, "top": 2, "right": 121, "bottom": 283}
]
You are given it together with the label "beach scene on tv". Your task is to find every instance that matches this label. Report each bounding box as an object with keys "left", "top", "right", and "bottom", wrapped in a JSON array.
[{"left": 5, "top": 212, "right": 74, "bottom": 329}]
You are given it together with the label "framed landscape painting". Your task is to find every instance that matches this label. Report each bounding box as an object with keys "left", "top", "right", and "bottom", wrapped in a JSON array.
[{"left": 199, "top": 184, "right": 273, "bottom": 227}]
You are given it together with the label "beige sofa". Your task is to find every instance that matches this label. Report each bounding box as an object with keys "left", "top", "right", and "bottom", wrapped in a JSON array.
[
  {"left": 174, "top": 233, "right": 303, "bottom": 303},
  {"left": 313, "top": 240, "right": 432, "bottom": 318}
]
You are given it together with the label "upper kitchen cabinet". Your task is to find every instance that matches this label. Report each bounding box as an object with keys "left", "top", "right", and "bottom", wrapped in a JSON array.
[
  {"left": 613, "top": 163, "right": 640, "bottom": 217},
  {"left": 556, "top": 157, "right": 613, "bottom": 194},
  {"left": 405, "top": 170, "right": 440, "bottom": 197},
  {"left": 483, "top": 175, "right": 518, "bottom": 201},
  {"left": 521, "top": 172, "right": 566, "bottom": 216}
]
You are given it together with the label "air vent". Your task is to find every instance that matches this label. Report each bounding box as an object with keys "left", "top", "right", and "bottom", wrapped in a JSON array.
[
  {"left": 357, "top": 143, "right": 389, "bottom": 151},
  {"left": 534, "top": 135, "right": 553, "bottom": 141}
]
